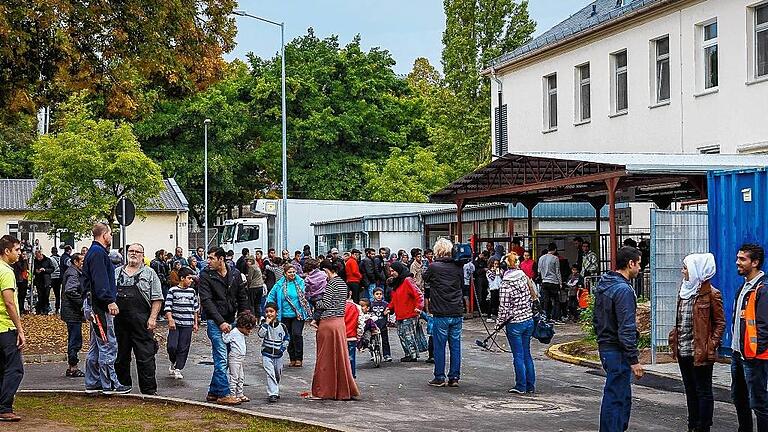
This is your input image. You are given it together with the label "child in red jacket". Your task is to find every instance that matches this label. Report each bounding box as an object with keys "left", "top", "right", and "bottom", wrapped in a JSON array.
[{"left": 344, "top": 292, "right": 363, "bottom": 378}]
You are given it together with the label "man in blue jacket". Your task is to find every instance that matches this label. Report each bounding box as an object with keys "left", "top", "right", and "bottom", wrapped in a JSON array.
[
  {"left": 83, "top": 223, "right": 130, "bottom": 394},
  {"left": 593, "top": 246, "right": 645, "bottom": 432}
]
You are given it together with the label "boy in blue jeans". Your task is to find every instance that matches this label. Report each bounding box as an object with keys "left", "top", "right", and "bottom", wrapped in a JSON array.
[
  {"left": 370, "top": 288, "right": 392, "bottom": 362},
  {"left": 258, "top": 302, "right": 289, "bottom": 403}
]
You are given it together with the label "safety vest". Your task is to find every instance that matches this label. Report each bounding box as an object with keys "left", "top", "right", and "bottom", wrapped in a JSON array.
[{"left": 743, "top": 283, "right": 768, "bottom": 360}]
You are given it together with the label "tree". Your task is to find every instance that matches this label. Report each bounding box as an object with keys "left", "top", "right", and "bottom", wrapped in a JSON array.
[
  {"left": 364, "top": 146, "right": 453, "bottom": 203},
  {"left": 0, "top": 113, "right": 36, "bottom": 178},
  {"left": 29, "top": 94, "right": 164, "bottom": 237},
  {"left": 0, "top": 0, "right": 237, "bottom": 120}
]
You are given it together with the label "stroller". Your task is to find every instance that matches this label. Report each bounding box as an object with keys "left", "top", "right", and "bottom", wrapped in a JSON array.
[{"left": 358, "top": 318, "right": 384, "bottom": 368}]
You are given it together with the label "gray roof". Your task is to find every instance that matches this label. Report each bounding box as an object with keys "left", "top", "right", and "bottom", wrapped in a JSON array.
[
  {"left": 0, "top": 178, "right": 189, "bottom": 212},
  {"left": 513, "top": 152, "right": 768, "bottom": 175},
  {"left": 487, "top": 0, "right": 666, "bottom": 70}
]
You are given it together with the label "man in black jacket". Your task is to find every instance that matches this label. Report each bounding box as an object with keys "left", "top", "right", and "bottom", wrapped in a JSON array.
[
  {"left": 593, "top": 246, "right": 645, "bottom": 432},
  {"left": 423, "top": 238, "right": 464, "bottom": 388},
  {"left": 198, "top": 247, "right": 250, "bottom": 405},
  {"left": 361, "top": 248, "right": 377, "bottom": 300},
  {"left": 32, "top": 248, "right": 55, "bottom": 315}
]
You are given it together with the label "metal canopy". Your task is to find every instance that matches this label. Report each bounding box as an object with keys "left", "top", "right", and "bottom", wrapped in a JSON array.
[{"left": 429, "top": 152, "right": 768, "bottom": 268}]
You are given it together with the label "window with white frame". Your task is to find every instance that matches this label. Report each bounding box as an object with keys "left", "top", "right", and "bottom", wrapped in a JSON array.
[
  {"left": 544, "top": 74, "right": 558, "bottom": 130},
  {"left": 611, "top": 50, "right": 628, "bottom": 113},
  {"left": 756, "top": 3, "right": 768, "bottom": 78},
  {"left": 702, "top": 21, "right": 718, "bottom": 89},
  {"left": 654, "top": 37, "right": 670, "bottom": 102},
  {"left": 575, "top": 63, "right": 591, "bottom": 122}
]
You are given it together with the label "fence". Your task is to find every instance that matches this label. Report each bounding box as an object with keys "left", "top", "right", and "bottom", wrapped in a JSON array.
[
  {"left": 188, "top": 228, "right": 219, "bottom": 251},
  {"left": 649, "top": 210, "right": 708, "bottom": 364}
]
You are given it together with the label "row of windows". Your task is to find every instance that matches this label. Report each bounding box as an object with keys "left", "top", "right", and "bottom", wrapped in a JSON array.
[{"left": 540, "top": 4, "right": 768, "bottom": 131}]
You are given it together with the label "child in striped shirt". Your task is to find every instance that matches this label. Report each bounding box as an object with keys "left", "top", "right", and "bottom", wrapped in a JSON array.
[{"left": 164, "top": 267, "right": 199, "bottom": 379}]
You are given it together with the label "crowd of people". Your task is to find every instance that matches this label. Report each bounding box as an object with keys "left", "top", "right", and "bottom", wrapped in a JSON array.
[{"left": 0, "top": 229, "right": 767, "bottom": 432}]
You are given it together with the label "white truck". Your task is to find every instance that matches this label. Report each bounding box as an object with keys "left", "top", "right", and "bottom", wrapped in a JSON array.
[{"left": 219, "top": 217, "right": 274, "bottom": 254}]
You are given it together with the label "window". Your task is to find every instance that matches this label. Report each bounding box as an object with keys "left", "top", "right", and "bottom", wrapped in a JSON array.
[
  {"left": 654, "top": 37, "right": 670, "bottom": 102},
  {"left": 544, "top": 74, "right": 558, "bottom": 130},
  {"left": 576, "top": 63, "right": 591, "bottom": 121},
  {"left": 756, "top": 4, "right": 768, "bottom": 78},
  {"left": 612, "top": 51, "right": 628, "bottom": 113},
  {"left": 237, "top": 224, "right": 260, "bottom": 242},
  {"left": 702, "top": 21, "right": 718, "bottom": 89},
  {"left": 494, "top": 104, "right": 508, "bottom": 155}
]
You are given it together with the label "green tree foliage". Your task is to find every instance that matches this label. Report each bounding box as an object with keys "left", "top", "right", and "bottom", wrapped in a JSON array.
[
  {"left": 0, "top": 0, "right": 237, "bottom": 119},
  {"left": 29, "top": 94, "right": 164, "bottom": 237},
  {"left": 0, "top": 113, "right": 36, "bottom": 178},
  {"left": 364, "top": 147, "right": 453, "bottom": 203}
]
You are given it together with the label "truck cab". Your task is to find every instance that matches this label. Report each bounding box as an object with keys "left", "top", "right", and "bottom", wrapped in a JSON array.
[{"left": 219, "top": 218, "right": 270, "bottom": 254}]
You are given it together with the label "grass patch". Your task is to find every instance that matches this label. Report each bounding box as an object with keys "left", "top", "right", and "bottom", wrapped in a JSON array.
[
  {"left": 559, "top": 339, "right": 600, "bottom": 362},
  {"left": 15, "top": 394, "right": 330, "bottom": 432}
]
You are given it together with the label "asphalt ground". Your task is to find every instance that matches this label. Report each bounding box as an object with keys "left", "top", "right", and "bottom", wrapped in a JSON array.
[{"left": 20, "top": 320, "right": 738, "bottom": 432}]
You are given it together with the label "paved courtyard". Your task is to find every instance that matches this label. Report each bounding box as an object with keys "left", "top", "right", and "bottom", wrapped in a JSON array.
[{"left": 21, "top": 321, "right": 737, "bottom": 432}]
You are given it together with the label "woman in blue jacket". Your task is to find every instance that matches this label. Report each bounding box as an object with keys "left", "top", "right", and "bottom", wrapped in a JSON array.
[{"left": 266, "top": 264, "right": 312, "bottom": 367}]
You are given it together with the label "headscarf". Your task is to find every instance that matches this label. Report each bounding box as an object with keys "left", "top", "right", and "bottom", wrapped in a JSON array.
[
  {"left": 679, "top": 253, "right": 716, "bottom": 300},
  {"left": 389, "top": 261, "right": 412, "bottom": 290}
]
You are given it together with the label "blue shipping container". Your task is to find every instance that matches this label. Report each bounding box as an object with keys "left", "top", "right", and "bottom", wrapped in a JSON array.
[{"left": 708, "top": 168, "right": 768, "bottom": 353}]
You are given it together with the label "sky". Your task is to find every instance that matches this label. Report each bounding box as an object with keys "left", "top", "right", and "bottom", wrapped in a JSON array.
[{"left": 227, "top": 0, "right": 593, "bottom": 75}]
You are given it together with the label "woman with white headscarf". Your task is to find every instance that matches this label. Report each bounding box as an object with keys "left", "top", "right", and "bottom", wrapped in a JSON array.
[{"left": 668, "top": 253, "right": 725, "bottom": 432}]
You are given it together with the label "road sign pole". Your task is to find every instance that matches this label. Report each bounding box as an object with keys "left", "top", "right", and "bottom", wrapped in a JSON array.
[{"left": 121, "top": 198, "right": 127, "bottom": 259}]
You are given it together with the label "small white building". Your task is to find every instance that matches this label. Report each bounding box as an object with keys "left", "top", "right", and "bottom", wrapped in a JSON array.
[
  {"left": 0, "top": 178, "right": 190, "bottom": 256},
  {"left": 487, "top": 0, "right": 768, "bottom": 156}
]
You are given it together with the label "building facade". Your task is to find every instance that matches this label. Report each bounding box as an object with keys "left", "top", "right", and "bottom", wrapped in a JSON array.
[{"left": 488, "top": 0, "right": 768, "bottom": 156}]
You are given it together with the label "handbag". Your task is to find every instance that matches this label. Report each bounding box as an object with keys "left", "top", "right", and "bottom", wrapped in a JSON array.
[{"left": 532, "top": 313, "right": 554, "bottom": 344}]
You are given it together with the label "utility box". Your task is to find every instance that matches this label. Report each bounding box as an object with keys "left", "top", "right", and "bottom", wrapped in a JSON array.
[{"left": 708, "top": 168, "right": 768, "bottom": 353}]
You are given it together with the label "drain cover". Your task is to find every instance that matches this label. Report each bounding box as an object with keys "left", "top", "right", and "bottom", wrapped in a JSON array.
[{"left": 466, "top": 399, "right": 579, "bottom": 414}]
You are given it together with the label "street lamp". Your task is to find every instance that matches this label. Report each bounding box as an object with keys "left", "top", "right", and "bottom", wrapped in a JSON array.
[
  {"left": 204, "top": 118, "right": 211, "bottom": 250},
  {"left": 233, "top": 9, "right": 288, "bottom": 251}
]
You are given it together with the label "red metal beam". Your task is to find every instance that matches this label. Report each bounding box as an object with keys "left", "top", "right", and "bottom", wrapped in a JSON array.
[{"left": 454, "top": 171, "right": 626, "bottom": 201}]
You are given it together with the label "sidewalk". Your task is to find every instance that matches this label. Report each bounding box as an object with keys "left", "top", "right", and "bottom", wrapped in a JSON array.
[{"left": 644, "top": 360, "right": 731, "bottom": 389}]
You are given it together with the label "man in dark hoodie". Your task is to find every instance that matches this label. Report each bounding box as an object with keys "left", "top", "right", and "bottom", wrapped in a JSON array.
[{"left": 594, "top": 246, "right": 645, "bottom": 432}]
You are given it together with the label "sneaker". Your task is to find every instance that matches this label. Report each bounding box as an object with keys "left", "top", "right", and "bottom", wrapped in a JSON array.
[
  {"left": 400, "top": 356, "right": 417, "bottom": 363},
  {"left": 486, "top": 318, "right": 494, "bottom": 323},
  {"left": 268, "top": 395, "right": 278, "bottom": 403},
  {"left": 0, "top": 412, "right": 21, "bottom": 422},
  {"left": 84, "top": 386, "right": 103, "bottom": 394},
  {"left": 70, "top": 369, "right": 85, "bottom": 378},
  {"left": 104, "top": 385, "right": 132, "bottom": 395},
  {"left": 173, "top": 369, "right": 184, "bottom": 379},
  {"left": 508, "top": 388, "right": 525, "bottom": 395},
  {"left": 447, "top": 379, "right": 459, "bottom": 387},
  {"left": 216, "top": 395, "right": 241, "bottom": 406},
  {"left": 428, "top": 379, "right": 447, "bottom": 387},
  {"left": 383, "top": 356, "right": 393, "bottom": 362},
  {"left": 425, "top": 357, "right": 435, "bottom": 364},
  {"left": 206, "top": 393, "right": 219, "bottom": 402},
  {"left": 238, "top": 395, "right": 250, "bottom": 402},
  {"left": 168, "top": 364, "right": 176, "bottom": 376}
]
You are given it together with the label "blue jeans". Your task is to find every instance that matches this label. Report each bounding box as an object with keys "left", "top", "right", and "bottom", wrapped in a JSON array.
[
  {"left": 732, "top": 351, "right": 768, "bottom": 432},
  {"left": 431, "top": 316, "right": 462, "bottom": 381},
  {"left": 84, "top": 308, "right": 122, "bottom": 390},
  {"left": 347, "top": 341, "right": 357, "bottom": 378},
  {"left": 66, "top": 322, "right": 83, "bottom": 367},
  {"left": 207, "top": 320, "right": 231, "bottom": 397},
  {"left": 505, "top": 319, "right": 535, "bottom": 392},
  {"left": 599, "top": 350, "right": 632, "bottom": 432}
]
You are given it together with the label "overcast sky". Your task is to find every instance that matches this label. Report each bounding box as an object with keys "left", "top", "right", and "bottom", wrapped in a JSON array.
[{"left": 227, "top": 0, "right": 592, "bottom": 74}]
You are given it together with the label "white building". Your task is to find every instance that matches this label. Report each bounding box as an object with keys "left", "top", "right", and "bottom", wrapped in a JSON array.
[{"left": 487, "top": 0, "right": 768, "bottom": 156}]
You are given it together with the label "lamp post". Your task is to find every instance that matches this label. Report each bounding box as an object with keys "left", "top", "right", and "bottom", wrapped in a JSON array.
[
  {"left": 233, "top": 10, "right": 288, "bottom": 251},
  {"left": 204, "top": 118, "right": 211, "bottom": 250}
]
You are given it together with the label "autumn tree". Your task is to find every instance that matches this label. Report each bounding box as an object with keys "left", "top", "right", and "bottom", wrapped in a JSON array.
[
  {"left": 0, "top": 0, "right": 237, "bottom": 120},
  {"left": 29, "top": 94, "right": 164, "bottom": 237}
]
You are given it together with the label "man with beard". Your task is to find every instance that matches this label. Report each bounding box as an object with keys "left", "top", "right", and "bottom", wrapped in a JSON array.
[{"left": 113, "top": 243, "right": 163, "bottom": 395}]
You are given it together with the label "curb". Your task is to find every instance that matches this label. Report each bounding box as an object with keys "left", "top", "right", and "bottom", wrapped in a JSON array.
[
  {"left": 23, "top": 353, "right": 68, "bottom": 364},
  {"left": 546, "top": 340, "right": 731, "bottom": 392},
  {"left": 18, "top": 389, "right": 349, "bottom": 432}
]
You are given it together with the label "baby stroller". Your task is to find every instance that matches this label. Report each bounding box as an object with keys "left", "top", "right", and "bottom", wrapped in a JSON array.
[{"left": 359, "top": 318, "right": 384, "bottom": 368}]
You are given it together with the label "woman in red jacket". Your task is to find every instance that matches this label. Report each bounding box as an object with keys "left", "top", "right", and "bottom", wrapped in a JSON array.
[{"left": 385, "top": 261, "right": 424, "bottom": 362}]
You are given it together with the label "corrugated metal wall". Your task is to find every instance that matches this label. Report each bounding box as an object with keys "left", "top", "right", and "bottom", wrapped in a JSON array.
[
  {"left": 650, "top": 210, "right": 708, "bottom": 363},
  {"left": 708, "top": 168, "right": 768, "bottom": 352},
  {"left": 364, "top": 215, "right": 421, "bottom": 232}
]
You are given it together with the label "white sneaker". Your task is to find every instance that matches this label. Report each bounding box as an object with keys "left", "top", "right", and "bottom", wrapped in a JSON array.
[
  {"left": 168, "top": 364, "right": 176, "bottom": 376},
  {"left": 173, "top": 369, "right": 184, "bottom": 379}
]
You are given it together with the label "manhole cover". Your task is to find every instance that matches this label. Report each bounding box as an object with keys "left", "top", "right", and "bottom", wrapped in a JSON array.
[{"left": 466, "top": 398, "right": 579, "bottom": 414}]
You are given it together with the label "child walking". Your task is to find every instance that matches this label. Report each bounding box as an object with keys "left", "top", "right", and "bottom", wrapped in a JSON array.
[
  {"left": 164, "top": 267, "right": 199, "bottom": 379},
  {"left": 344, "top": 292, "right": 363, "bottom": 378},
  {"left": 258, "top": 302, "right": 290, "bottom": 403},
  {"left": 222, "top": 313, "right": 258, "bottom": 403},
  {"left": 370, "top": 287, "right": 392, "bottom": 362}
]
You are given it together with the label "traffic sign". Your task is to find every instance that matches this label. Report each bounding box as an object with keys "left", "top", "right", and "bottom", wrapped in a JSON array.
[{"left": 115, "top": 198, "right": 136, "bottom": 226}]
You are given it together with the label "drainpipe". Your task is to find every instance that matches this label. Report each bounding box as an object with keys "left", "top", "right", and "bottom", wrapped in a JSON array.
[
  {"left": 175, "top": 210, "right": 180, "bottom": 250},
  {"left": 491, "top": 69, "right": 503, "bottom": 155}
]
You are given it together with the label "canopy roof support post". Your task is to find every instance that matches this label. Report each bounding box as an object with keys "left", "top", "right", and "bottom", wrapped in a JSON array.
[
  {"left": 520, "top": 198, "right": 538, "bottom": 242},
  {"left": 605, "top": 178, "right": 620, "bottom": 270},
  {"left": 587, "top": 196, "right": 606, "bottom": 271},
  {"left": 455, "top": 199, "right": 466, "bottom": 244}
]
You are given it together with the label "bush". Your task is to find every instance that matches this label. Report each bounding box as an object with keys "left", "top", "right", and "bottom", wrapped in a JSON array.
[{"left": 580, "top": 294, "right": 596, "bottom": 341}]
